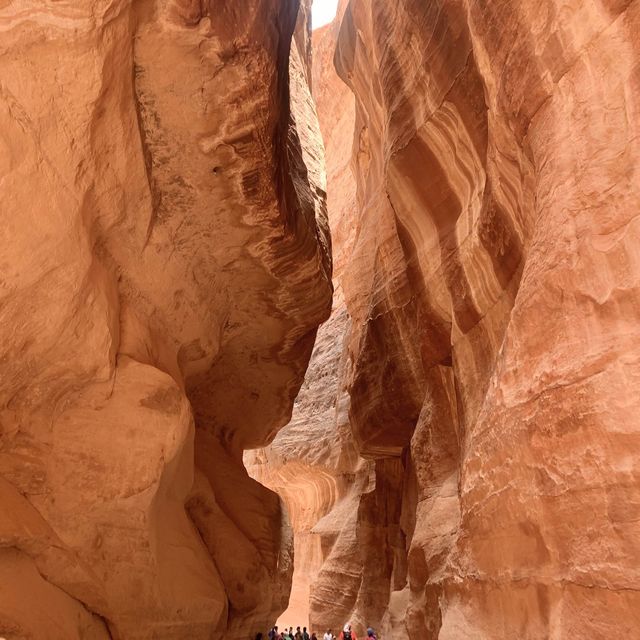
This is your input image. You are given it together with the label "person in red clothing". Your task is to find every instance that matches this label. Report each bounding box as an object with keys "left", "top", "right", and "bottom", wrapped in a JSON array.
[{"left": 339, "top": 623, "right": 357, "bottom": 640}]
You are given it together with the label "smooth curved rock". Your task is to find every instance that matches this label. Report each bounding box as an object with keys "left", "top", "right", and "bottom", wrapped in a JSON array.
[
  {"left": 254, "top": 1, "right": 640, "bottom": 638},
  {"left": 0, "top": 1, "right": 331, "bottom": 638}
]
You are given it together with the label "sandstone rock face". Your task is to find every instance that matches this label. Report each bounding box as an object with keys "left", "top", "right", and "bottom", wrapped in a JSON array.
[
  {"left": 330, "top": 0, "right": 640, "bottom": 638},
  {"left": 253, "top": 1, "right": 640, "bottom": 638},
  {"left": 3, "top": 0, "right": 639, "bottom": 637},
  {"left": 0, "top": 1, "right": 331, "bottom": 638}
]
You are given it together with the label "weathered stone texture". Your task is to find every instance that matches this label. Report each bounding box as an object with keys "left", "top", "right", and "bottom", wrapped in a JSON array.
[
  {"left": 0, "top": 1, "right": 331, "bottom": 638},
  {"left": 255, "top": 1, "right": 640, "bottom": 638},
  {"left": 331, "top": 1, "right": 640, "bottom": 638}
]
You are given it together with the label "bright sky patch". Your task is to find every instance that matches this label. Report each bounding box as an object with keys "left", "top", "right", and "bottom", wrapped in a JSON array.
[{"left": 312, "top": 0, "right": 339, "bottom": 29}]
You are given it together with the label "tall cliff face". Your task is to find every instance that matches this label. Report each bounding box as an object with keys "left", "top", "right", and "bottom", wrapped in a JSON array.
[
  {"left": 0, "top": 1, "right": 331, "bottom": 639},
  {"left": 252, "top": 1, "right": 640, "bottom": 638},
  {"left": 3, "top": 1, "right": 639, "bottom": 638},
  {"left": 332, "top": 0, "right": 640, "bottom": 638}
]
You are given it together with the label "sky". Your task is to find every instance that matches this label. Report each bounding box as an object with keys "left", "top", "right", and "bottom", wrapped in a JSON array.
[{"left": 312, "top": 0, "right": 339, "bottom": 29}]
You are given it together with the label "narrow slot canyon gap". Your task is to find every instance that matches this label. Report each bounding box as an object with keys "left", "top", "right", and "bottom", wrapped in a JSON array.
[{"left": 1, "top": 1, "right": 640, "bottom": 639}]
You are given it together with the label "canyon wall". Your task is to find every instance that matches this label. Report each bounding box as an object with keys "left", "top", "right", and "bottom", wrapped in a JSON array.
[
  {"left": 2, "top": 0, "right": 639, "bottom": 638},
  {"left": 333, "top": 0, "right": 640, "bottom": 638},
  {"left": 0, "top": 1, "right": 331, "bottom": 638},
  {"left": 254, "top": 1, "right": 640, "bottom": 639}
]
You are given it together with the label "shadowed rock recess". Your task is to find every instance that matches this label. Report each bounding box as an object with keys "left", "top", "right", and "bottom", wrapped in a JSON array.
[
  {"left": 2, "top": 1, "right": 640, "bottom": 639},
  {"left": 249, "top": 0, "right": 640, "bottom": 639}
]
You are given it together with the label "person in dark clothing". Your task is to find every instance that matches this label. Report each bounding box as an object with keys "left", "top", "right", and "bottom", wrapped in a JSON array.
[{"left": 302, "top": 627, "right": 310, "bottom": 640}]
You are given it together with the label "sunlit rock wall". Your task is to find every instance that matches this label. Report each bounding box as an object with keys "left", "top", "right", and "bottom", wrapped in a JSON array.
[
  {"left": 0, "top": 1, "right": 331, "bottom": 638},
  {"left": 332, "top": 0, "right": 640, "bottom": 638}
]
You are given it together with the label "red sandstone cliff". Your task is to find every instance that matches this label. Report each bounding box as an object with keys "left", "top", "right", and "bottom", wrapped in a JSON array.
[
  {"left": 254, "top": 1, "right": 640, "bottom": 638},
  {"left": 2, "top": 0, "right": 640, "bottom": 638},
  {"left": 333, "top": 0, "right": 640, "bottom": 638},
  {"left": 0, "top": 1, "right": 331, "bottom": 638}
]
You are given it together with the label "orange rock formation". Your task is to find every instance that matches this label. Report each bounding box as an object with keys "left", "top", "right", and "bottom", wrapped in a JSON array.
[
  {"left": 0, "top": 1, "right": 330, "bottom": 638},
  {"left": 334, "top": 1, "right": 640, "bottom": 636},
  {"left": 245, "top": 10, "right": 368, "bottom": 633},
  {"left": 254, "top": 1, "right": 640, "bottom": 638},
  {"left": 2, "top": 0, "right": 640, "bottom": 639}
]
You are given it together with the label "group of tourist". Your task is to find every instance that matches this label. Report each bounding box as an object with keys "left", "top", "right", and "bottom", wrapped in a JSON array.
[
  {"left": 258, "top": 623, "right": 378, "bottom": 640},
  {"left": 262, "top": 626, "right": 314, "bottom": 640}
]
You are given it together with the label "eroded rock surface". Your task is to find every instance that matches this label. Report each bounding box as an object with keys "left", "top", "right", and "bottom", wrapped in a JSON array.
[
  {"left": 3, "top": 0, "right": 640, "bottom": 637},
  {"left": 333, "top": 1, "right": 640, "bottom": 638},
  {"left": 0, "top": 1, "right": 331, "bottom": 638},
  {"left": 254, "top": 1, "right": 640, "bottom": 638}
]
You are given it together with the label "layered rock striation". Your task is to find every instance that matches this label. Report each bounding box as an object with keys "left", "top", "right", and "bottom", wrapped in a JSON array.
[
  {"left": 0, "top": 1, "right": 331, "bottom": 638},
  {"left": 331, "top": 0, "right": 640, "bottom": 638},
  {"left": 245, "top": 13, "right": 371, "bottom": 632},
  {"left": 255, "top": 1, "right": 640, "bottom": 639},
  {"left": 3, "top": 0, "right": 639, "bottom": 638}
]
